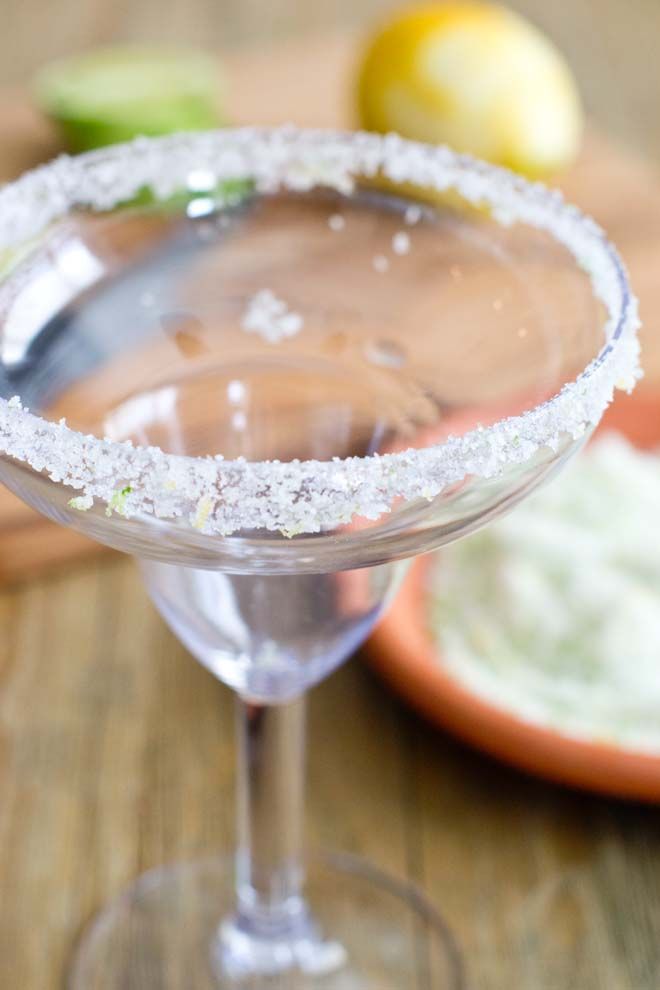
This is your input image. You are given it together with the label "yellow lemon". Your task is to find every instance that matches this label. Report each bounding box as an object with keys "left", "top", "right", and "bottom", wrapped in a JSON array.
[{"left": 357, "top": 2, "right": 583, "bottom": 177}]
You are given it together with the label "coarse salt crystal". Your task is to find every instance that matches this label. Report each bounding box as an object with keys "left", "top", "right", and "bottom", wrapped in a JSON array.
[
  {"left": 328, "top": 213, "right": 345, "bottom": 231},
  {"left": 241, "top": 289, "right": 304, "bottom": 344},
  {"left": 392, "top": 231, "right": 411, "bottom": 255},
  {"left": 404, "top": 205, "right": 422, "bottom": 225}
]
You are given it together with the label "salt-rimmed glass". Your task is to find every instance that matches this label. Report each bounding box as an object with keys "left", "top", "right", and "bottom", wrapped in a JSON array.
[{"left": 0, "top": 128, "right": 639, "bottom": 988}]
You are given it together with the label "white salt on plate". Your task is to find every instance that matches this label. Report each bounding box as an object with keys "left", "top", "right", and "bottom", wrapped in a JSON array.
[{"left": 429, "top": 435, "right": 660, "bottom": 754}]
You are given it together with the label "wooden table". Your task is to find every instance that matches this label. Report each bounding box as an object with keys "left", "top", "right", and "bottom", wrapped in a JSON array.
[{"left": 2, "top": 24, "right": 660, "bottom": 990}]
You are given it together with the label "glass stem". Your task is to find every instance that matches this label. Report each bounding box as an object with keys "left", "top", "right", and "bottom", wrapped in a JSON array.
[{"left": 234, "top": 694, "right": 308, "bottom": 936}]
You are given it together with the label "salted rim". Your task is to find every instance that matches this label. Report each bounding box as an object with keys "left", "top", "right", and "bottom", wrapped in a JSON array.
[{"left": 0, "top": 127, "right": 641, "bottom": 536}]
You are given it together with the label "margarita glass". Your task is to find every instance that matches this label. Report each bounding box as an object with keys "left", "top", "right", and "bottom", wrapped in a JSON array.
[{"left": 0, "top": 129, "right": 639, "bottom": 988}]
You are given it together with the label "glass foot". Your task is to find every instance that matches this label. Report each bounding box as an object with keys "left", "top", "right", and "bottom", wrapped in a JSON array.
[{"left": 68, "top": 852, "right": 464, "bottom": 989}]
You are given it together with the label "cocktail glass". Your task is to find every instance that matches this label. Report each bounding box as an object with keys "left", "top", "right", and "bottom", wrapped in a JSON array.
[{"left": 0, "top": 128, "right": 639, "bottom": 988}]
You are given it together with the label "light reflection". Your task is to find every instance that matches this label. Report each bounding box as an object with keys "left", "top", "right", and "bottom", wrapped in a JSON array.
[
  {"left": 104, "top": 385, "right": 184, "bottom": 450},
  {"left": 227, "top": 380, "right": 246, "bottom": 404},
  {"left": 186, "top": 197, "right": 216, "bottom": 220},
  {"left": 1, "top": 239, "right": 104, "bottom": 366}
]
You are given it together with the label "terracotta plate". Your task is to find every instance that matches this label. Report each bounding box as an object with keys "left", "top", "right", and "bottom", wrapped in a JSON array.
[{"left": 368, "top": 390, "right": 660, "bottom": 802}]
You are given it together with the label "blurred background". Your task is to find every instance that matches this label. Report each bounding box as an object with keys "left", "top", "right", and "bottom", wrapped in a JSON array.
[{"left": 2, "top": 0, "right": 660, "bottom": 158}]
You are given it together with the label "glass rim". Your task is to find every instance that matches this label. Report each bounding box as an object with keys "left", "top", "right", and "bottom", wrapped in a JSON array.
[{"left": 0, "top": 127, "right": 641, "bottom": 536}]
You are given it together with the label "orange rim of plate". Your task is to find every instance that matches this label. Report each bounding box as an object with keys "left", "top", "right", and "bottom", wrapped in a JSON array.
[{"left": 368, "top": 388, "right": 660, "bottom": 802}]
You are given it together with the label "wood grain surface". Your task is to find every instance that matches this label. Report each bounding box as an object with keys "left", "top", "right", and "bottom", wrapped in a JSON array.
[{"left": 1, "top": 16, "right": 660, "bottom": 990}]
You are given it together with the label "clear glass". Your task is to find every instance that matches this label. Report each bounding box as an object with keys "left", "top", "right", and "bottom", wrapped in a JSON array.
[{"left": 0, "top": 130, "right": 635, "bottom": 988}]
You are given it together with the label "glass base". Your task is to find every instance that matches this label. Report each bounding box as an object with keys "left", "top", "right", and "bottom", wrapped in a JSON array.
[{"left": 68, "top": 852, "right": 464, "bottom": 989}]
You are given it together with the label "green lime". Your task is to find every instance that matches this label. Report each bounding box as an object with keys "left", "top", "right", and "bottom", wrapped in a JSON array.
[{"left": 34, "top": 46, "right": 225, "bottom": 152}]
